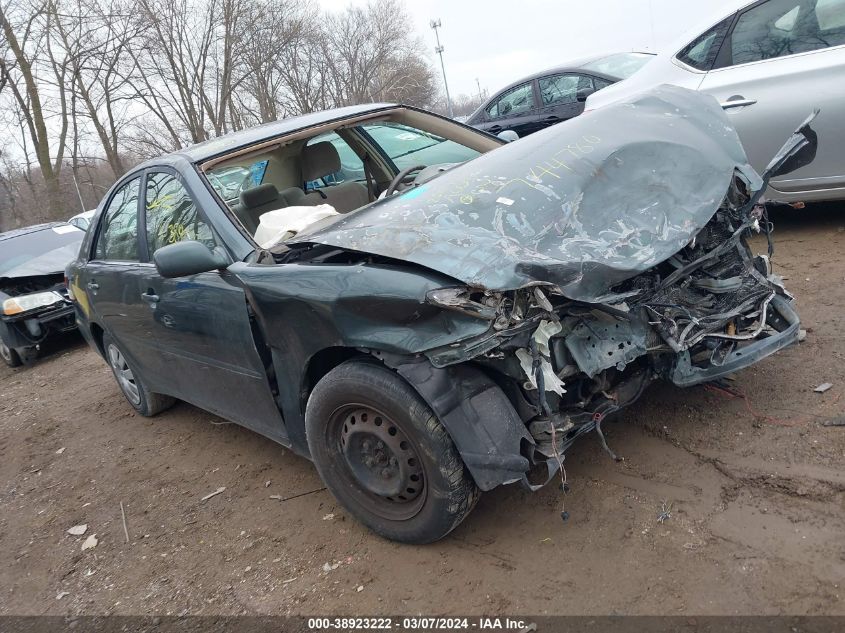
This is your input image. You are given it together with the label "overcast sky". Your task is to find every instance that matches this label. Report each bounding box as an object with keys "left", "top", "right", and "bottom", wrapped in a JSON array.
[{"left": 319, "top": 0, "right": 744, "bottom": 99}]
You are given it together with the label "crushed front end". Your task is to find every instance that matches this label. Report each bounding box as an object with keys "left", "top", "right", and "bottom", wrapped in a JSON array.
[
  {"left": 424, "top": 183, "right": 800, "bottom": 484},
  {"left": 293, "top": 86, "right": 817, "bottom": 490}
]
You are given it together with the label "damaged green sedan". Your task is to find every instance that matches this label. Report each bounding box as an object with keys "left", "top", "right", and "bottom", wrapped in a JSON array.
[{"left": 67, "top": 85, "right": 816, "bottom": 543}]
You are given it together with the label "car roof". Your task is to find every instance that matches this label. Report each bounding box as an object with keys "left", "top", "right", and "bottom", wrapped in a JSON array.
[
  {"left": 497, "top": 58, "right": 621, "bottom": 91},
  {"left": 468, "top": 51, "right": 652, "bottom": 120},
  {"left": 151, "top": 103, "right": 400, "bottom": 166},
  {"left": 0, "top": 222, "right": 74, "bottom": 241}
]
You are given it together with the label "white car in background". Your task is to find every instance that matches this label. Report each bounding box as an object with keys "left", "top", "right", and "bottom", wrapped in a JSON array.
[
  {"left": 587, "top": 0, "right": 845, "bottom": 202},
  {"left": 68, "top": 209, "right": 96, "bottom": 231}
]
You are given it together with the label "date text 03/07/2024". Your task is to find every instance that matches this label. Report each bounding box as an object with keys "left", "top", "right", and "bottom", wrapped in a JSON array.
[{"left": 306, "top": 617, "right": 534, "bottom": 631}]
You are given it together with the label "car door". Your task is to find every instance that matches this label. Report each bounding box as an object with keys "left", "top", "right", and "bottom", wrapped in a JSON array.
[
  {"left": 698, "top": 0, "right": 845, "bottom": 195},
  {"left": 134, "top": 167, "right": 288, "bottom": 441},
  {"left": 477, "top": 81, "right": 543, "bottom": 137},
  {"left": 80, "top": 177, "right": 151, "bottom": 357},
  {"left": 536, "top": 73, "right": 598, "bottom": 129}
]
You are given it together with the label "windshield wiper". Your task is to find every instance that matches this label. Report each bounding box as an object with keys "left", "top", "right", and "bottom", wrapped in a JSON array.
[{"left": 390, "top": 141, "right": 443, "bottom": 160}]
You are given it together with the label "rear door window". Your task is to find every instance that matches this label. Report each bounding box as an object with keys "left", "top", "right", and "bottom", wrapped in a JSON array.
[
  {"left": 304, "top": 132, "right": 364, "bottom": 189},
  {"left": 486, "top": 82, "right": 535, "bottom": 119},
  {"left": 144, "top": 171, "right": 216, "bottom": 256},
  {"left": 94, "top": 178, "right": 140, "bottom": 261},
  {"left": 207, "top": 160, "right": 268, "bottom": 202}
]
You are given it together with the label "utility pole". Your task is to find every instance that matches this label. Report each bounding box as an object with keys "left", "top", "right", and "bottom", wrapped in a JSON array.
[
  {"left": 430, "top": 19, "right": 454, "bottom": 119},
  {"left": 475, "top": 77, "right": 484, "bottom": 101}
]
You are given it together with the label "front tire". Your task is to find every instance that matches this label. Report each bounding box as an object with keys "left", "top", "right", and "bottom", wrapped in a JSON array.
[
  {"left": 0, "top": 337, "right": 22, "bottom": 368},
  {"left": 305, "top": 361, "right": 479, "bottom": 544},
  {"left": 103, "top": 332, "right": 175, "bottom": 417}
]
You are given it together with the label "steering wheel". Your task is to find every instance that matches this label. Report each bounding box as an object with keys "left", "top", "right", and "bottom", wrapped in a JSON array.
[{"left": 385, "top": 164, "right": 427, "bottom": 197}]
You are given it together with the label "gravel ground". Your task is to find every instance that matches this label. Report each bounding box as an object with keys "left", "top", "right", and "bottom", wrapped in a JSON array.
[{"left": 1, "top": 204, "right": 843, "bottom": 616}]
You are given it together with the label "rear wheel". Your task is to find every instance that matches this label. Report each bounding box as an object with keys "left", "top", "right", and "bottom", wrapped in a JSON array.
[
  {"left": 0, "top": 337, "right": 22, "bottom": 368},
  {"left": 103, "top": 332, "right": 175, "bottom": 417},
  {"left": 305, "top": 361, "right": 479, "bottom": 544}
]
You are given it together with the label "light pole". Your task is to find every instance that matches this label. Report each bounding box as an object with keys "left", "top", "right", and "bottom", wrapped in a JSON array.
[
  {"left": 70, "top": 172, "right": 86, "bottom": 214},
  {"left": 430, "top": 19, "right": 454, "bottom": 119}
]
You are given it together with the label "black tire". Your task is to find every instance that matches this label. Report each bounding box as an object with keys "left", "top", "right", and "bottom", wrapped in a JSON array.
[
  {"left": 102, "top": 332, "right": 175, "bottom": 417},
  {"left": 0, "top": 337, "right": 22, "bottom": 368},
  {"left": 305, "top": 361, "right": 479, "bottom": 544}
]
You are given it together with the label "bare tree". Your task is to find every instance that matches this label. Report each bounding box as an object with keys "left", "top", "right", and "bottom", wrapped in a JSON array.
[
  {"left": 239, "top": 0, "right": 312, "bottom": 122},
  {"left": 0, "top": 0, "right": 70, "bottom": 215},
  {"left": 320, "top": 0, "right": 438, "bottom": 109},
  {"left": 49, "top": 0, "right": 141, "bottom": 177},
  {"left": 0, "top": 0, "right": 445, "bottom": 229}
]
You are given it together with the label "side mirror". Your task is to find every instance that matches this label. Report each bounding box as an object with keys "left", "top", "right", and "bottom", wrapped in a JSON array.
[
  {"left": 576, "top": 88, "right": 596, "bottom": 103},
  {"left": 497, "top": 130, "right": 519, "bottom": 143},
  {"left": 153, "top": 240, "right": 230, "bottom": 278}
]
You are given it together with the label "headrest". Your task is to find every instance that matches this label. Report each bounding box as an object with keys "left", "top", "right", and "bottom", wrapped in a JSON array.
[
  {"left": 240, "top": 183, "right": 279, "bottom": 209},
  {"left": 302, "top": 141, "right": 341, "bottom": 181},
  {"left": 278, "top": 186, "right": 307, "bottom": 207}
]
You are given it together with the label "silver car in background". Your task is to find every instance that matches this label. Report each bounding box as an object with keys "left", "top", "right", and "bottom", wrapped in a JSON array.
[{"left": 587, "top": 0, "right": 845, "bottom": 202}]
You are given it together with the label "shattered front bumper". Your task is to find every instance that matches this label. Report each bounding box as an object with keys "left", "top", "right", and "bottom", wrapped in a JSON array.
[{"left": 670, "top": 295, "right": 799, "bottom": 387}]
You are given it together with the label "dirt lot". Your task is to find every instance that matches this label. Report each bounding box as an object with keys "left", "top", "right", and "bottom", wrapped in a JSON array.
[{"left": 1, "top": 205, "right": 843, "bottom": 616}]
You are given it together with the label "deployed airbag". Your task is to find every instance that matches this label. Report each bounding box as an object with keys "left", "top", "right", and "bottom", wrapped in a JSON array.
[{"left": 255, "top": 204, "right": 339, "bottom": 248}]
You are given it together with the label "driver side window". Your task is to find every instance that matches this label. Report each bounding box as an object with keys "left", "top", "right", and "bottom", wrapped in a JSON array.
[
  {"left": 145, "top": 171, "right": 216, "bottom": 256},
  {"left": 486, "top": 82, "right": 535, "bottom": 119}
]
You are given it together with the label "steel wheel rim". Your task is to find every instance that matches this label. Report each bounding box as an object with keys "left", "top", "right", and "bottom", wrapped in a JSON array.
[
  {"left": 329, "top": 404, "right": 426, "bottom": 521},
  {"left": 0, "top": 340, "right": 11, "bottom": 363},
  {"left": 107, "top": 344, "right": 141, "bottom": 405}
]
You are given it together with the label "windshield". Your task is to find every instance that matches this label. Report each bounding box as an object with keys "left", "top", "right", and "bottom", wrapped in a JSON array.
[
  {"left": 363, "top": 123, "right": 480, "bottom": 171},
  {"left": 0, "top": 225, "right": 84, "bottom": 277},
  {"left": 580, "top": 52, "right": 654, "bottom": 79}
]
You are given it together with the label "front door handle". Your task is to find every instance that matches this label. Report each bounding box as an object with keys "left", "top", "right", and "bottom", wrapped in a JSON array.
[
  {"left": 86, "top": 281, "right": 99, "bottom": 291},
  {"left": 721, "top": 98, "right": 757, "bottom": 109},
  {"left": 488, "top": 125, "right": 502, "bottom": 134},
  {"left": 141, "top": 291, "right": 160, "bottom": 304}
]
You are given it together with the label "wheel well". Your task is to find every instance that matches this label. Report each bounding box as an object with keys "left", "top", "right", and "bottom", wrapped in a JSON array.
[
  {"left": 90, "top": 323, "right": 105, "bottom": 358},
  {"left": 302, "top": 346, "right": 370, "bottom": 414}
]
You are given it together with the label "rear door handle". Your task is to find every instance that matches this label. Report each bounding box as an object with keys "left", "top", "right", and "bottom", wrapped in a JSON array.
[
  {"left": 721, "top": 98, "right": 757, "bottom": 109},
  {"left": 141, "top": 291, "right": 160, "bottom": 304},
  {"left": 544, "top": 115, "right": 561, "bottom": 122}
]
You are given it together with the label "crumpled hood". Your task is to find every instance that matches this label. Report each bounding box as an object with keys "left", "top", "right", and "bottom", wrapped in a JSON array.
[{"left": 292, "top": 85, "right": 763, "bottom": 301}]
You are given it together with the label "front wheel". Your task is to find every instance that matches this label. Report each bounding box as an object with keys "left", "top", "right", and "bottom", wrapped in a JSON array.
[
  {"left": 0, "top": 337, "right": 22, "bottom": 368},
  {"left": 305, "top": 361, "right": 479, "bottom": 544},
  {"left": 103, "top": 332, "right": 175, "bottom": 417}
]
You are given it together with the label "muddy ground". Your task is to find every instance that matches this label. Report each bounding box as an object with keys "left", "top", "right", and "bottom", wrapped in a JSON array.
[{"left": 1, "top": 205, "right": 843, "bottom": 616}]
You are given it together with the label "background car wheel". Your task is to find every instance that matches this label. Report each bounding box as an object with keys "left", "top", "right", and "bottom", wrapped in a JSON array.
[
  {"left": 305, "top": 360, "right": 479, "bottom": 544},
  {"left": 102, "top": 332, "right": 175, "bottom": 417},
  {"left": 0, "top": 337, "right": 22, "bottom": 368}
]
